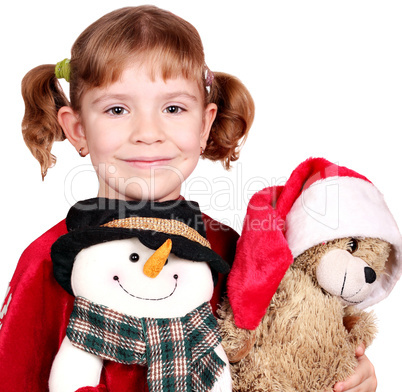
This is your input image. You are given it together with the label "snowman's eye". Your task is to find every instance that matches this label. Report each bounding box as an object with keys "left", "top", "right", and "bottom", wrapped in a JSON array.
[
  {"left": 165, "top": 259, "right": 169, "bottom": 266},
  {"left": 129, "top": 253, "right": 140, "bottom": 262}
]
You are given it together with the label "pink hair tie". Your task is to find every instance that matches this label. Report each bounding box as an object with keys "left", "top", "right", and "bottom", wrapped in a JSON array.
[{"left": 205, "top": 65, "right": 214, "bottom": 88}]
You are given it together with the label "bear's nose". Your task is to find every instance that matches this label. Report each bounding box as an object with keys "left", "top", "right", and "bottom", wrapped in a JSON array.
[{"left": 364, "top": 267, "right": 377, "bottom": 284}]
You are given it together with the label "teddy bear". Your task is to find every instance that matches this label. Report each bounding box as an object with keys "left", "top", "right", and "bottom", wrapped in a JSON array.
[
  {"left": 48, "top": 198, "right": 232, "bottom": 392},
  {"left": 218, "top": 158, "right": 402, "bottom": 392}
]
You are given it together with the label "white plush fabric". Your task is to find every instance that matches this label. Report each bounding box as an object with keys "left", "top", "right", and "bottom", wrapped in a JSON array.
[
  {"left": 71, "top": 238, "right": 214, "bottom": 318},
  {"left": 49, "top": 336, "right": 102, "bottom": 392}
]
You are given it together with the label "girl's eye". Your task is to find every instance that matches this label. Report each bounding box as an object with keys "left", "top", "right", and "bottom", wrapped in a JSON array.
[
  {"left": 164, "top": 106, "right": 183, "bottom": 114},
  {"left": 107, "top": 106, "right": 127, "bottom": 116},
  {"left": 129, "top": 253, "right": 140, "bottom": 262},
  {"left": 346, "top": 238, "right": 358, "bottom": 254}
]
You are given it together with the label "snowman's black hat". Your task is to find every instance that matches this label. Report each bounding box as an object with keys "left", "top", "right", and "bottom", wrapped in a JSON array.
[{"left": 51, "top": 198, "right": 230, "bottom": 295}]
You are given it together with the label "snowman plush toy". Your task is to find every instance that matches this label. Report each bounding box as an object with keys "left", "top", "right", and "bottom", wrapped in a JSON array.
[{"left": 49, "top": 198, "right": 232, "bottom": 392}]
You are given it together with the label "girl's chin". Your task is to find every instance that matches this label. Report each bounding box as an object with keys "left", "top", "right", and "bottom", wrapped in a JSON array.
[{"left": 97, "top": 186, "right": 182, "bottom": 202}]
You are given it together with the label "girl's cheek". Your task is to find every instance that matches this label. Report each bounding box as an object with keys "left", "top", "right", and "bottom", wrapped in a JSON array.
[
  {"left": 88, "top": 131, "right": 124, "bottom": 154},
  {"left": 175, "top": 130, "right": 202, "bottom": 151}
]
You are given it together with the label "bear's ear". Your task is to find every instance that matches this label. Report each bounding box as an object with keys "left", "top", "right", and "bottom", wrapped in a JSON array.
[{"left": 226, "top": 331, "right": 257, "bottom": 363}]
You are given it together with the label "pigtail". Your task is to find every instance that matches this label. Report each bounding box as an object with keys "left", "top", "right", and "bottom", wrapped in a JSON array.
[
  {"left": 21, "top": 64, "right": 69, "bottom": 179},
  {"left": 205, "top": 72, "right": 255, "bottom": 169}
]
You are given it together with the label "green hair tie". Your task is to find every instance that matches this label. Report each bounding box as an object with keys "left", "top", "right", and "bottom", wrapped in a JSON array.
[{"left": 55, "top": 58, "right": 71, "bottom": 82}]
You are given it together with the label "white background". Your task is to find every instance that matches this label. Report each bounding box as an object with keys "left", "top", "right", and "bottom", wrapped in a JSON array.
[{"left": 0, "top": 1, "right": 401, "bottom": 390}]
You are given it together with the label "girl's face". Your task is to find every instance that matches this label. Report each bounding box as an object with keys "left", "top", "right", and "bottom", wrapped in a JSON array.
[{"left": 60, "top": 64, "right": 216, "bottom": 201}]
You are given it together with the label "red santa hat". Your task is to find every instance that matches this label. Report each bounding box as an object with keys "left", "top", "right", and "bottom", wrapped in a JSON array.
[{"left": 228, "top": 157, "right": 402, "bottom": 330}]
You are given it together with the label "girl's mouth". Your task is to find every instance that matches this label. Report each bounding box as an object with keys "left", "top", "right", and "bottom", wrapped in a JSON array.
[{"left": 123, "top": 157, "right": 173, "bottom": 169}]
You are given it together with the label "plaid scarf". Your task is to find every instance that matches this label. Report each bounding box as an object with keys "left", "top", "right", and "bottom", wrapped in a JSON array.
[{"left": 67, "top": 297, "right": 225, "bottom": 391}]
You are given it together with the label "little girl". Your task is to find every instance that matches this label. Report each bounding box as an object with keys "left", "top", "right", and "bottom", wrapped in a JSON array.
[{"left": 0, "top": 5, "right": 376, "bottom": 392}]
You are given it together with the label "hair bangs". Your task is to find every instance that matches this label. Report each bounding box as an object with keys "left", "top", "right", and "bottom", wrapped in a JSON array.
[
  {"left": 139, "top": 45, "right": 204, "bottom": 83},
  {"left": 69, "top": 6, "right": 207, "bottom": 109}
]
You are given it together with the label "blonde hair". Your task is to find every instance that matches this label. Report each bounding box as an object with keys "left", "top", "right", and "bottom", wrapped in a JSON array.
[{"left": 22, "top": 6, "right": 254, "bottom": 178}]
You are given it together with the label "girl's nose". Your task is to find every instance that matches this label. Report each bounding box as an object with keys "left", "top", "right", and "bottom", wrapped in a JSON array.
[
  {"left": 143, "top": 239, "right": 172, "bottom": 278},
  {"left": 130, "top": 115, "right": 165, "bottom": 145}
]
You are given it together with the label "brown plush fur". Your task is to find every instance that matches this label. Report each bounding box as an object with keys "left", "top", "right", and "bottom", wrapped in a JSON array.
[{"left": 218, "top": 237, "right": 390, "bottom": 392}]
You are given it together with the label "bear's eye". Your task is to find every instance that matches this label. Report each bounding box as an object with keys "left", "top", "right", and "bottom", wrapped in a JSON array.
[
  {"left": 346, "top": 238, "right": 358, "bottom": 253},
  {"left": 129, "top": 253, "right": 140, "bottom": 262}
]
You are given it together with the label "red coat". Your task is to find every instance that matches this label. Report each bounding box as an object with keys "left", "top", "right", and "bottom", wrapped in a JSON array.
[{"left": 0, "top": 214, "right": 238, "bottom": 392}]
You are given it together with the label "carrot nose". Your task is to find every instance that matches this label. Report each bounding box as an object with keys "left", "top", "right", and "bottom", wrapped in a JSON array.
[{"left": 143, "top": 239, "right": 172, "bottom": 278}]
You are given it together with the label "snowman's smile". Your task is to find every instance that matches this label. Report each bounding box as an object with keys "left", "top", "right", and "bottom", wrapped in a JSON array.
[{"left": 113, "top": 274, "right": 179, "bottom": 301}]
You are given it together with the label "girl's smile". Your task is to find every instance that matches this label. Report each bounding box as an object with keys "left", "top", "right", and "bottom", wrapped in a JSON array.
[{"left": 122, "top": 157, "right": 175, "bottom": 170}]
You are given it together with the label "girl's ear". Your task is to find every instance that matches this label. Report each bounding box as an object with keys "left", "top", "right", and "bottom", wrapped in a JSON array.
[
  {"left": 201, "top": 103, "right": 217, "bottom": 147},
  {"left": 58, "top": 106, "right": 87, "bottom": 155}
]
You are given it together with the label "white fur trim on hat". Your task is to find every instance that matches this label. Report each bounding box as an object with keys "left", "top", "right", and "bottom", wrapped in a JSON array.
[{"left": 285, "top": 176, "right": 402, "bottom": 309}]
